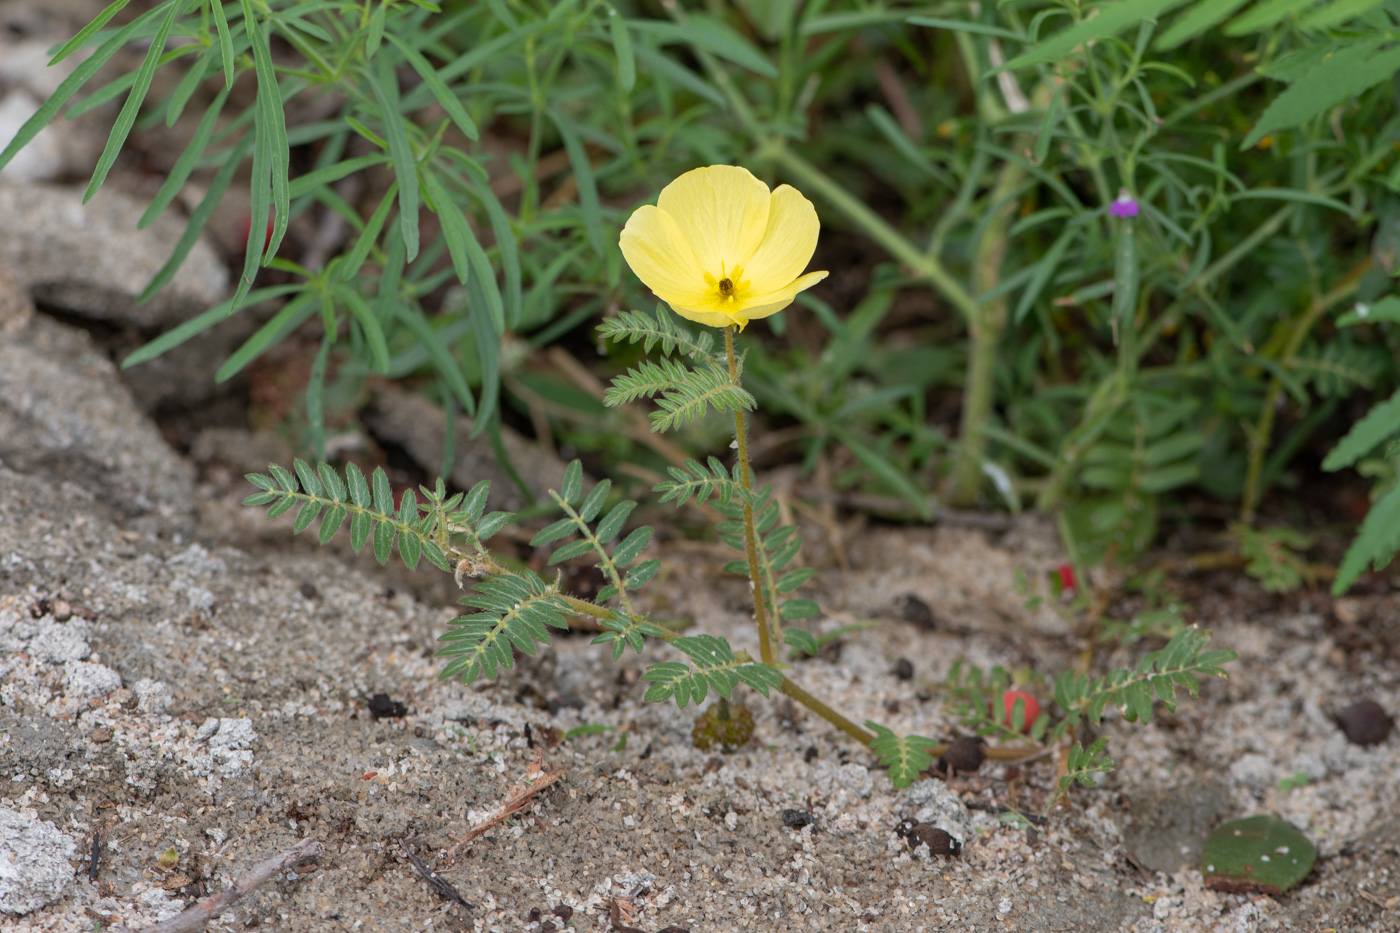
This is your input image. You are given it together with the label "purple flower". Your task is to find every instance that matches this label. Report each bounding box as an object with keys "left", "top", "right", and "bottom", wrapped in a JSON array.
[{"left": 1110, "top": 189, "right": 1139, "bottom": 218}]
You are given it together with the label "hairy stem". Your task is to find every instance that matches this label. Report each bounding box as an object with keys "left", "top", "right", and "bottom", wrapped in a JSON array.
[{"left": 727, "top": 326, "right": 774, "bottom": 666}]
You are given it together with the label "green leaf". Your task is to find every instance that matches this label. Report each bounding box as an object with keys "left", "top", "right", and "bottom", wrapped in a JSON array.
[
  {"left": 1298, "top": 0, "right": 1389, "bottom": 29},
  {"left": 399, "top": 529, "right": 421, "bottom": 569},
  {"left": 0, "top": 4, "right": 163, "bottom": 175},
  {"left": 319, "top": 506, "right": 346, "bottom": 544},
  {"left": 579, "top": 479, "right": 612, "bottom": 523},
  {"left": 1202, "top": 816, "right": 1317, "bottom": 894},
  {"left": 49, "top": 0, "right": 134, "bottom": 64},
  {"left": 561, "top": 460, "right": 584, "bottom": 505},
  {"left": 84, "top": 0, "right": 180, "bottom": 203},
  {"left": 611, "top": 526, "right": 653, "bottom": 568},
  {"left": 1111, "top": 222, "right": 1138, "bottom": 323},
  {"left": 906, "top": 16, "right": 1024, "bottom": 41},
  {"left": 866, "top": 722, "right": 939, "bottom": 789},
  {"left": 1322, "top": 387, "right": 1400, "bottom": 470},
  {"left": 210, "top": 0, "right": 236, "bottom": 88},
  {"left": 783, "top": 629, "right": 819, "bottom": 656},
  {"left": 548, "top": 539, "right": 596, "bottom": 564},
  {"left": 1001, "top": 0, "right": 1192, "bottom": 71},
  {"left": 241, "top": 0, "right": 289, "bottom": 260},
  {"left": 1243, "top": 40, "right": 1400, "bottom": 148},
  {"left": 364, "top": 59, "right": 420, "bottom": 261},
  {"left": 350, "top": 510, "right": 372, "bottom": 552},
  {"left": 1155, "top": 0, "right": 1251, "bottom": 49},
  {"left": 623, "top": 558, "right": 660, "bottom": 589},
  {"left": 372, "top": 467, "right": 394, "bottom": 514},
  {"left": 293, "top": 498, "right": 323, "bottom": 534},
  {"left": 779, "top": 599, "right": 820, "bottom": 621},
  {"left": 215, "top": 292, "right": 318, "bottom": 382},
  {"left": 629, "top": 17, "right": 777, "bottom": 77},
  {"left": 365, "top": 1, "right": 386, "bottom": 57},
  {"left": 1338, "top": 296, "right": 1400, "bottom": 326},
  {"left": 1332, "top": 483, "right": 1400, "bottom": 594},
  {"left": 293, "top": 459, "right": 322, "bottom": 497},
  {"left": 531, "top": 518, "right": 577, "bottom": 547},
  {"left": 1226, "top": 0, "right": 1320, "bottom": 34},
  {"left": 386, "top": 33, "right": 478, "bottom": 139},
  {"left": 595, "top": 501, "right": 636, "bottom": 543},
  {"left": 140, "top": 85, "right": 231, "bottom": 228},
  {"left": 550, "top": 113, "right": 604, "bottom": 260},
  {"left": 607, "top": 3, "right": 635, "bottom": 91}
]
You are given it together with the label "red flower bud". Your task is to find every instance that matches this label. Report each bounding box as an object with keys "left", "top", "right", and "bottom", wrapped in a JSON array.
[{"left": 992, "top": 690, "right": 1040, "bottom": 733}]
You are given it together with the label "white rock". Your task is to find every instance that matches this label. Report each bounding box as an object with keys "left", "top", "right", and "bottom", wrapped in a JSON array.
[
  {"left": 62, "top": 660, "right": 122, "bottom": 697},
  {"left": 0, "top": 807, "right": 76, "bottom": 915}
]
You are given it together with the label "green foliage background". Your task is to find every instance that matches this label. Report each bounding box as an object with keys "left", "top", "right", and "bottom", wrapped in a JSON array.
[{"left": 3, "top": 0, "right": 1399, "bottom": 588}]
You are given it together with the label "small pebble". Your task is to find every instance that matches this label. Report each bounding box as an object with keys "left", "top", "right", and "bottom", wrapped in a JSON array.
[
  {"left": 781, "top": 809, "right": 816, "bottom": 829},
  {"left": 367, "top": 693, "right": 407, "bottom": 719},
  {"left": 891, "top": 658, "right": 914, "bottom": 680},
  {"left": 898, "top": 821, "right": 960, "bottom": 857},
  {"left": 1334, "top": 699, "right": 1393, "bottom": 746},
  {"left": 898, "top": 594, "right": 934, "bottom": 629},
  {"left": 937, "top": 736, "right": 986, "bottom": 775}
]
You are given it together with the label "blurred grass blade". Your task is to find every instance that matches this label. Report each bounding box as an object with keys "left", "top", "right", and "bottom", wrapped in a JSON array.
[
  {"left": 386, "top": 33, "right": 479, "bottom": 140},
  {"left": 551, "top": 112, "right": 604, "bottom": 259},
  {"left": 396, "top": 304, "right": 477, "bottom": 416},
  {"left": 122, "top": 282, "right": 300, "bottom": 368},
  {"left": 136, "top": 134, "right": 252, "bottom": 303},
  {"left": 210, "top": 0, "right": 236, "bottom": 87},
  {"left": 140, "top": 85, "right": 230, "bottom": 228},
  {"left": 607, "top": 3, "right": 635, "bottom": 91},
  {"left": 216, "top": 290, "right": 318, "bottom": 382},
  {"left": 471, "top": 178, "right": 522, "bottom": 329},
  {"left": 365, "top": 59, "right": 421, "bottom": 261},
  {"left": 1242, "top": 41, "right": 1400, "bottom": 149},
  {"left": 1156, "top": 0, "right": 1250, "bottom": 48},
  {"left": 336, "top": 286, "right": 391, "bottom": 373},
  {"left": 1001, "top": 0, "right": 1191, "bottom": 72},
  {"left": 629, "top": 18, "right": 777, "bottom": 77},
  {"left": 339, "top": 182, "right": 398, "bottom": 282},
  {"left": 47, "top": 0, "right": 132, "bottom": 64},
  {"left": 83, "top": 0, "right": 180, "bottom": 203},
  {"left": 242, "top": 0, "right": 290, "bottom": 258}
]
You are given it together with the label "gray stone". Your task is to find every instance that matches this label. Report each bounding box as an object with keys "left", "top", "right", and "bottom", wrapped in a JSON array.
[
  {"left": 1121, "top": 779, "right": 1233, "bottom": 873},
  {"left": 362, "top": 385, "right": 573, "bottom": 512},
  {"left": 0, "top": 807, "right": 76, "bottom": 915},
  {"left": 0, "top": 183, "right": 227, "bottom": 330},
  {"left": 62, "top": 659, "right": 122, "bottom": 698},
  {"left": 0, "top": 314, "right": 196, "bottom": 533}
]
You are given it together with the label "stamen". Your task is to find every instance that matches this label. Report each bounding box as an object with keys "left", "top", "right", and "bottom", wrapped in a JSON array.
[{"left": 718, "top": 278, "right": 734, "bottom": 298}]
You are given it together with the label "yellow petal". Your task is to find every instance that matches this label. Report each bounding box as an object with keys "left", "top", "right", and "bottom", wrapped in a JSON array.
[
  {"left": 739, "top": 185, "right": 821, "bottom": 293},
  {"left": 619, "top": 205, "right": 710, "bottom": 307},
  {"left": 657, "top": 165, "right": 771, "bottom": 276},
  {"left": 666, "top": 304, "right": 743, "bottom": 329},
  {"left": 738, "top": 270, "right": 829, "bottom": 321}
]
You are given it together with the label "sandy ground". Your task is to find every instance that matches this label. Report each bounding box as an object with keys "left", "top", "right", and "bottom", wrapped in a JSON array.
[{"left": 3, "top": 426, "right": 1399, "bottom": 932}]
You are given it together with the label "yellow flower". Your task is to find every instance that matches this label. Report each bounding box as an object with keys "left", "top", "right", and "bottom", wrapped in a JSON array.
[{"left": 619, "top": 165, "right": 828, "bottom": 330}]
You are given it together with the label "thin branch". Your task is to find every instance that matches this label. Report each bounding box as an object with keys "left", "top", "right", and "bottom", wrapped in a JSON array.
[{"left": 123, "top": 838, "right": 323, "bottom": 933}]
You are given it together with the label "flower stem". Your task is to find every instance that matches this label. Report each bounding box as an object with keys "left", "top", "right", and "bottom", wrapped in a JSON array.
[
  {"left": 726, "top": 325, "right": 774, "bottom": 667},
  {"left": 778, "top": 675, "right": 873, "bottom": 745}
]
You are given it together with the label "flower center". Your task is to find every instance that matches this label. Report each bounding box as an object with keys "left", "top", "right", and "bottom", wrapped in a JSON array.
[{"left": 704, "top": 263, "right": 748, "bottom": 305}]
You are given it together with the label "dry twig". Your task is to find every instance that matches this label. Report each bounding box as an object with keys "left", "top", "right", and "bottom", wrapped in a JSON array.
[
  {"left": 120, "top": 838, "right": 323, "bottom": 933},
  {"left": 447, "top": 749, "right": 563, "bottom": 859}
]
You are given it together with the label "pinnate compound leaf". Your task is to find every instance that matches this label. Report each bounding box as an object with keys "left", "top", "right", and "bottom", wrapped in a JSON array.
[
  {"left": 1332, "top": 484, "right": 1400, "bottom": 594},
  {"left": 1322, "top": 387, "right": 1400, "bottom": 471},
  {"left": 1244, "top": 40, "right": 1400, "bottom": 148},
  {"left": 866, "top": 722, "right": 939, "bottom": 789}
]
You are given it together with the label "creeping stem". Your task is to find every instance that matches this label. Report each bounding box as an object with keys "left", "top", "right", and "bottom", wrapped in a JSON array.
[{"left": 726, "top": 325, "right": 774, "bottom": 667}]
